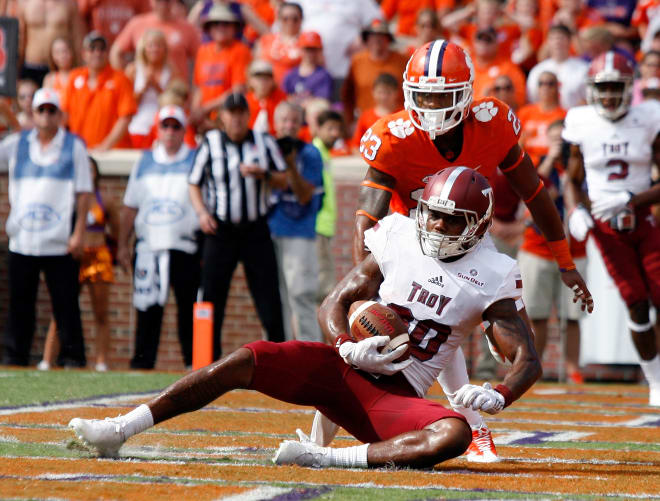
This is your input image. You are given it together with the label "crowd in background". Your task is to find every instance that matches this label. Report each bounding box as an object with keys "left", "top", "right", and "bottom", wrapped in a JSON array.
[{"left": 1, "top": 0, "right": 660, "bottom": 375}]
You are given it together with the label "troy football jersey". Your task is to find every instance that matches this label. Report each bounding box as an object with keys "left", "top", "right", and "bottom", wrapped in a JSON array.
[
  {"left": 364, "top": 213, "right": 522, "bottom": 397},
  {"left": 359, "top": 97, "right": 522, "bottom": 216},
  {"left": 562, "top": 101, "right": 660, "bottom": 203}
]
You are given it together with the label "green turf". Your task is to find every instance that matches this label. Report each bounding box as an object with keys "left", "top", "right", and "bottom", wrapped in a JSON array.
[{"left": 0, "top": 370, "right": 180, "bottom": 407}]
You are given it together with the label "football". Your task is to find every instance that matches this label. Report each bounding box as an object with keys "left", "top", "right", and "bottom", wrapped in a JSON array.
[{"left": 348, "top": 300, "right": 410, "bottom": 362}]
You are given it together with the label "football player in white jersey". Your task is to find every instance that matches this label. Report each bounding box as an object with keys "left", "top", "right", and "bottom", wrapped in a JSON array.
[
  {"left": 68, "top": 167, "right": 541, "bottom": 468},
  {"left": 564, "top": 51, "right": 660, "bottom": 406}
]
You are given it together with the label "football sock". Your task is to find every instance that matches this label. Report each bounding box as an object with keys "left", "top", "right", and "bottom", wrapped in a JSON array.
[
  {"left": 119, "top": 404, "right": 154, "bottom": 439},
  {"left": 326, "top": 443, "right": 369, "bottom": 468},
  {"left": 640, "top": 354, "right": 660, "bottom": 387}
]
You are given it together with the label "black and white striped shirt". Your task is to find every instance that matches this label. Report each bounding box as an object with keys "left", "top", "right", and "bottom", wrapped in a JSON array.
[{"left": 189, "top": 129, "right": 287, "bottom": 224}]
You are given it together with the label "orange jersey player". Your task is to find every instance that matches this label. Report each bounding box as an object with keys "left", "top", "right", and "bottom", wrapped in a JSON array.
[{"left": 354, "top": 39, "right": 593, "bottom": 316}]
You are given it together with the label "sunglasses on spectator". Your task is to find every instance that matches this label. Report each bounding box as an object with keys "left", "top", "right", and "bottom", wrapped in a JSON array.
[
  {"left": 539, "top": 80, "right": 557, "bottom": 87},
  {"left": 160, "top": 121, "right": 183, "bottom": 130},
  {"left": 36, "top": 105, "right": 58, "bottom": 115}
]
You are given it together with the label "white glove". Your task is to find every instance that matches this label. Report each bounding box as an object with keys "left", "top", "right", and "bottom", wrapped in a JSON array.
[
  {"left": 591, "top": 192, "right": 632, "bottom": 221},
  {"left": 455, "top": 382, "right": 505, "bottom": 415},
  {"left": 338, "top": 336, "right": 413, "bottom": 375},
  {"left": 568, "top": 205, "right": 594, "bottom": 241}
]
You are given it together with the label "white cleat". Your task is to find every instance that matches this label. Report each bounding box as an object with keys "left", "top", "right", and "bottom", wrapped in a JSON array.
[
  {"left": 650, "top": 385, "right": 660, "bottom": 407},
  {"left": 273, "top": 440, "right": 328, "bottom": 467},
  {"left": 465, "top": 425, "right": 499, "bottom": 463},
  {"left": 68, "top": 417, "right": 126, "bottom": 457}
]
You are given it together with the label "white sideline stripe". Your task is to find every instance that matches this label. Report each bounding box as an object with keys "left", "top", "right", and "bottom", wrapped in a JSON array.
[
  {"left": 0, "top": 393, "right": 159, "bottom": 416},
  {"left": 622, "top": 414, "right": 660, "bottom": 426},
  {"left": 217, "top": 486, "right": 292, "bottom": 501}
]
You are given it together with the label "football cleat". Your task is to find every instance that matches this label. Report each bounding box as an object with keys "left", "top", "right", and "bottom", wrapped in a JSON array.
[
  {"left": 465, "top": 425, "right": 499, "bottom": 463},
  {"left": 273, "top": 440, "right": 328, "bottom": 468},
  {"left": 68, "top": 417, "right": 126, "bottom": 457}
]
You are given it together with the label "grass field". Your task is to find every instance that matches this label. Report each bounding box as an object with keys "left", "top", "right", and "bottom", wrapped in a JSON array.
[{"left": 1, "top": 368, "right": 659, "bottom": 500}]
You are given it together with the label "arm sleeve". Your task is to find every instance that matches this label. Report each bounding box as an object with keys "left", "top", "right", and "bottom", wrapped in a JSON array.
[
  {"left": 485, "top": 263, "right": 523, "bottom": 311},
  {"left": 363, "top": 216, "right": 394, "bottom": 267},
  {"left": 72, "top": 138, "right": 92, "bottom": 193},
  {"left": 189, "top": 139, "right": 210, "bottom": 186},
  {"left": 560, "top": 109, "right": 582, "bottom": 145}
]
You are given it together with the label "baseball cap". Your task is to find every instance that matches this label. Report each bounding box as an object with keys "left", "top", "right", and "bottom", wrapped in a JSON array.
[
  {"left": 361, "top": 19, "right": 394, "bottom": 42},
  {"left": 299, "top": 31, "right": 323, "bottom": 49},
  {"left": 475, "top": 27, "right": 497, "bottom": 42},
  {"left": 158, "top": 105, "right": 187, "bottom": 127},
  {"left": 32, "top": 88, "right": 60, "bottom": 110},
  {"left": 221, "top": 92, "right": 249, "bottom": 111},
  {"left": 202, "top": 4, "right": 240, "bottom": 26},
  {"left": 248, "top": 60, "right": 274, "bottom": 76},
  {"left": 83, "top": 30, "right": 108, "bottom": 49}
]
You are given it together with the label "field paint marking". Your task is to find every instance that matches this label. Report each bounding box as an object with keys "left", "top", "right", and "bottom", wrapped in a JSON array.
[
  {"left": 494, "top": 431, "right": 593, "bottom": 445},
  {"left": 622, "top": 414, "right": 660, "bottom": 427},
  {"left": 218, "top": 486, "right": 293, "bottom": 500},
  {"left": 0, "top": 393, "right": 159, "bottom": 416}
]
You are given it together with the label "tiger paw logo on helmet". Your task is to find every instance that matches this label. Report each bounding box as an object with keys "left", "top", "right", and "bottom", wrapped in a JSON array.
[
  {"left": 472, "top": 101, "right": 499, "bottom": 122},
  {"left": 387, "top": 118, "right": 415, "bottom": 139}
]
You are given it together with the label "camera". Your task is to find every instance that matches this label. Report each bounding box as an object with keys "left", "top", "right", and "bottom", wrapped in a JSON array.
[{"left": 276, "top": 136, "right": 303, "bottom": 156}]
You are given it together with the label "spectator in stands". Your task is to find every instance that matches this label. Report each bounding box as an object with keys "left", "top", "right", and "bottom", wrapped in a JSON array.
[
  {"left": 0, "top": 88, "right": 92, "bottom": 368},
  {"left": 509, "top": 0, "right": 544, "bottom": 73},
  {"left": 145, "top": 79, "right": 198, "bottom": 148},
  {"left": 632, "top": 51, "right": 660, "bottom": 105},
  {"left": 527, "top": 24, "right": 589, "bottom": 109},
  {"left": 282, "top": 31, "right": 333, "bottom": 105},
  {"left": 17, "top": 0, "right": 84, "bottom": 86},
  {"left": 632, "top": 0, "right": 660, "bottom": 40},
  {"left": 642, "top": 77, "right": 660, "bottom": 102},
  {"left": 188, "top": 93, "right": 287, "bottom": 359},
  {"left": 255, "top": 2, "right": 303, "bottom": 86},
  {"left": 472, "top": 27, "right": 527, "bottom": 109},
  {"left": 351, "top": 72, "right": 400, "bottom": 150},
  {"left": 246, "top": 60, "right": 287, "bottom": 136},
  {"left": 485, "top": 74, "right": 519, "bottom": 111},
  {"left": 78, "top": 0, "right": 148, "bottom": 45},
  {"left": 126, "top": 29, "right": 178, "bottom": 149},
  {"left": 405, "top": 8, "right": 444, "bottom": 57},
  {"left": 15, "top": 79, "right": 37, "bottom": 130},
  {"left": 191, "top": 4, "right": 251, "bottom": 128},
  {"left": 110, "top": 0, "right": 200, "bottom": 79},
  {"left": 270, "top": 101, "right": 325, "bottom": 342},
  {"left": 295, "top": 0, "right": 383, "bottom": 99},
  {"left": 518, "top": 71, "right": 566, "bottom": 168},
  {"left": 381, "top": 0, "right": 437, "bottom": 38},
  {"left": 62, "top": 32, "right": 137, "bottom": 151},
  {"left": 0, "top": 100, "right": 19, "bottom": 138},
  {"left": 188, "top": 0, "right": 270, "bottom": 44},
  {"left": 550, "top": 0, "right": 605, "bottom": 36},
  {"left": 577, "top": 25, "right": 628, "bottom": 63},
  {"left": 518, "top": 119, "right": 585, "bottom": 384},
  {"left": 342, "top": 20, "right": 407, "bottom": 128},
  {"left": 120, "top": 105, "right": 200, "bottom": 370},
  {"left": 585, "top": 0, "right": 638, "bottom": 40},
  {"left": 312, "top": 109, "right": 343, "bottom": 303},
  {"left": 38, "top": 157, "right": 120, "bottom": 372},
  {"left": 43, "top": 37, "right": 76, "bottom": 99}
]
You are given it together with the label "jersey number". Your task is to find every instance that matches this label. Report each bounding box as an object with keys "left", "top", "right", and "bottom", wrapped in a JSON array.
[
  {"left": 606, "top": 158, "right": 629, "bottom": 181},
  {"left": 507, "top": 109, "right": 521, "bottom": 135},
  {"left": 388, "top": 304, "right": 451, "bottom": 362},
  {"left": 360, "top": 128, "right": 382, "bottom": 161}
]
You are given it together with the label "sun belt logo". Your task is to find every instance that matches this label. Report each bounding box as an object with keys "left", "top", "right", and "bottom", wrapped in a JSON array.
[
  {"left": 387, "top": 118, "right": 414, "bottom": 139},
  {"left": 457, "top": 270, "right": 484, "bottom": 287}
]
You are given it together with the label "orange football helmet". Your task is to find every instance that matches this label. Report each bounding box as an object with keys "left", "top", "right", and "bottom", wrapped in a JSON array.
[{"left": 403, "top": 40, "right": 475, "bottom": 138}]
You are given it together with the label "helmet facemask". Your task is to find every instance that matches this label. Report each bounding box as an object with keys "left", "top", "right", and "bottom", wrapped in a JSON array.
[
  {"left": 403, "top": 75, "right": 473, "bottom": 139},
  {"left": 416, "top": 193, "right": 492, "bottom": 259},
  {"left": 587, "top": 79, "right": 632, "bottom": 120}
]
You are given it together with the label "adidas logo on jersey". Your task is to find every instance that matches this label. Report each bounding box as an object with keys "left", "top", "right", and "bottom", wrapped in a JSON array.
[
  {"left": 387, "top": 118, "right": 414, "bottom": 139},
  {"left": 428, "top": 276, "right": 444, "bottom": 287}
]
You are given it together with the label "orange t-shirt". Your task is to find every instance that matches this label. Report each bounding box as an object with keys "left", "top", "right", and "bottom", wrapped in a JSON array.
[
  {"left": 473, "top": 59, "right": 527, "bottom": 109},
  {"left": 62, "top": 65, "right": 137, "bottom": 148},
  {"left": 258, "top": 33, "right": 302, "bottom": 86},
  {"left": 194, "top": 40, "right": 252, "bottom": 106},
  {"left": 351, "top": 108, "right": 381, "bottom": 150},
  {"left": 517, "top": 104, "right": 566, "bottom": 167},
  {"left": 381, "top": 0, "right": 437, "bottom": 36},
  {"left": 360, "top": 97, "right": 522, "bottom": 216},
  {"left": 247, "top": 88, "right": 287, "bottom": 136},
  {"left": 342, "top": 49, "right": 408, "bottom": 121},
  {"left": 77, "top": 0, "right": 148, "bottom": 44},
  {"left": 112, "top": 12, "right": 200, "bottom": 80},
  {"left": 632, "top": 0, "right": 660, "bottom": 28}
]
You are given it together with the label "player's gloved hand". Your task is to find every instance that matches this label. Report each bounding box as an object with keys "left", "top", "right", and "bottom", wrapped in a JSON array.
[
  {"left": 591, "top": 192, "right": 632, "bottom": 221},
  {"left": 568, "top": 205, "right": 594, "bottom": 241},
  {"left": 455, "top": 382, "right": 505, "bottom": 415},
  {"left": 338, "top": 336, "right": 413, "bottom": 375}
]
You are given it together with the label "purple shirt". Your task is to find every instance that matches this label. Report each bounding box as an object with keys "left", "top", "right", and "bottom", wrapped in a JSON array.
[{"left": 282, "top": 66, "right": 334, "bottom": 102}]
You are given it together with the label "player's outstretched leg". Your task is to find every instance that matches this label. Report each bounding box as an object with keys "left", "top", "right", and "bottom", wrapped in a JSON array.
[
  {"left": 628, "top": 301, "right": 660, "bottom": 406},
  {"left": 69, "top": 348, "right": 255, "bottom": 456},
  {"left": 274, "top": 417, "right": 471, "bottom": 469}
]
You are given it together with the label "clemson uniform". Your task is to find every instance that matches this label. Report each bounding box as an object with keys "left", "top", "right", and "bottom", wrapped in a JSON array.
[
  {"left": 563, "top": 100, "right": 660, "bottom": 306},
  {"left": 359, "top": 97, "right": 522, "bottom": 216}
]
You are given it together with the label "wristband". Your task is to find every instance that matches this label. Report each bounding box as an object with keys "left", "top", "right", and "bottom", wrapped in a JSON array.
[
  {"left": 547, "top": 238, "right": 576, "bottom": 272},
  {"left": 334, "top": 334, "right": 353, "bottom": 353},
  {"left": 494, "top": 384, "right": 514, "bottom": 408}
]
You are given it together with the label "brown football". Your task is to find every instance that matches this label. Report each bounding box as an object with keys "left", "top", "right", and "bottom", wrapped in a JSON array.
[{"left": 348, "top": 300, "right": 410, "bottom": 362}]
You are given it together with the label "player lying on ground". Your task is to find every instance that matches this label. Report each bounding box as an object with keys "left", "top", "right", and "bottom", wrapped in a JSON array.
[{"left": 69, "top": 167, "right": 542, "bottom": 469}]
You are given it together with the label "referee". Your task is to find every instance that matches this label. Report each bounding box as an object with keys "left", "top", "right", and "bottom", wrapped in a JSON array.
[{"left": 189, "top": 93, "right": 288, "bottom": 359}]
